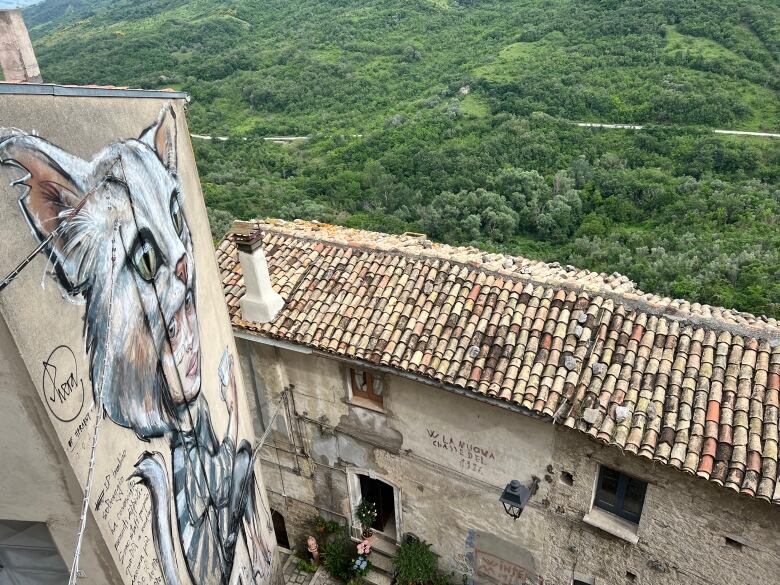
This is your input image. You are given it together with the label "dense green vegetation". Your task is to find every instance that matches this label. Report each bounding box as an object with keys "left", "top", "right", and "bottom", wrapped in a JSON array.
[{"left": 24, "top": 0, "right": 780, "bottom": 317}]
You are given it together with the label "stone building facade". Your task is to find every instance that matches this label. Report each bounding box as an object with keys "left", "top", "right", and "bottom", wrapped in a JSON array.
[{"left": 218, "top": 220, "right": 780, "bottom": 585}]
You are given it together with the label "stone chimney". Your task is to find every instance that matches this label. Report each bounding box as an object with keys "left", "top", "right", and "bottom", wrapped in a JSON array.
[
  {"left": 0, "top": 9, "right": 42, "bottom": 83},
  {"left": 233, "top": 221, "right": 284, "bottom": 324}
]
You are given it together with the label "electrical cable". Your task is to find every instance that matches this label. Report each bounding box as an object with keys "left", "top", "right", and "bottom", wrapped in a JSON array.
[
  {"left": 256, "top": 389, "right": 289, "bottom": 449},
  {"left": 68, "top": 221, "right": 120, "bottom": 585},
  {"left": 0, "top": 157, "right": 120, "bottom": 293},
  {"left": 0, "top": 158, "right": 126, "bottom": 583}
]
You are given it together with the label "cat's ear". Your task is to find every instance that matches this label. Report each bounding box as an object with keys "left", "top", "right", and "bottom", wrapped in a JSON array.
[
  {"left": 140, "top": 104, "right": 178, "bottom": 174},
  {"left": 0, "top": 134, "right": 84, "bottom": 239},
  {"left": 0, "top": 134, "right": 90, "bottom": 291}
]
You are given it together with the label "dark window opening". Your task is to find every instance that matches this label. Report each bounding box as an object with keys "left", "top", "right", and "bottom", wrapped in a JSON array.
[
  {"left": 271, "top": 509, "right": 290, "bottom": 549},
  {"left": 349, "top": 368, "right": 384, "bottom": 408},
  {"left": 724, "top": 536, "right": 744, "bottom": 550},
  {"left": 359, "top": 474, "right": 396, "bottom": 538},
  {"left": 594, "top": 466, "right": 647, "bottom": 523}
]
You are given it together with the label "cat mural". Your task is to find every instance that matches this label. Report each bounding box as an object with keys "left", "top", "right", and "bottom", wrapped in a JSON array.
[{"left": 0, "top": 106, "right": 272, "bottom": 585}]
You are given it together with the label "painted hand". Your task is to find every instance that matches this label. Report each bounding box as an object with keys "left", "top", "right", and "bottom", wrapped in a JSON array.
[{"left": 222, "top": 355, "right": 238, "bottom": 415}]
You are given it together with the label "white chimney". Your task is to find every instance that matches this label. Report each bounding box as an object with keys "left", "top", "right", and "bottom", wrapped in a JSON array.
[
  {"left": 0, "top": 9, "right": 42, "bottom": 83},
  {"left": 234, "top": 222, "right": 284, "bottom": 323}
]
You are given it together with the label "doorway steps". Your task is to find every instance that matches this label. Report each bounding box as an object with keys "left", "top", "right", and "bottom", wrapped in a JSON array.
[{"left": 364, "top": 534, "right": 397, "bottom": 585}]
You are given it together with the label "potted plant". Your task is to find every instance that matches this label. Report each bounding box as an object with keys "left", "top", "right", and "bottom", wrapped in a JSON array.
[
  {"left": 356, "top": 500, "right": 378, "bottom": 538},
  {"left": 313, "top": 515, "right": 328, "bottom": 534},
  {"left": 296, "top": 558, "right": 318, "bottom": 573}
]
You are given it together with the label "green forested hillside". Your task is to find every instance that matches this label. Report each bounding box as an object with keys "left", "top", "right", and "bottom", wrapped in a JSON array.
[{"left": 23, "top": 0, "right": 780, "bottom": 317}]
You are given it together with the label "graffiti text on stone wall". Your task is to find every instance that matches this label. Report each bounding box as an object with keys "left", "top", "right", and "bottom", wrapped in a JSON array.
[
  {"left": 426, "top": 429, "right": 495, "bottom": 475},
  {"left": 475, "top": 549, "right": 543, "bottom": 585}
]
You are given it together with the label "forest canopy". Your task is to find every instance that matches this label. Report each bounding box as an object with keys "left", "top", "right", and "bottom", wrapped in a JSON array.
[{"left": 24, "top": 0, "right": 780, "bottom": 317}]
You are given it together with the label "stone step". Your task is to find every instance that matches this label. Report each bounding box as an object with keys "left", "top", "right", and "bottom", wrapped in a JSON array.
[
  {"left": 310, "top": 567, "right": 325, "bottom": 585},
  {"left": 368, "top": 550, "right": 394, "bottom": 575},
  {"left": 280, "top": 550, "right": 294, "bottom": 572},
  {"left": 364, "top": 568, "right": 393, "bottom": 585},
  {"left": 369, "top": 535, "right": 398, "bottom": 557}
]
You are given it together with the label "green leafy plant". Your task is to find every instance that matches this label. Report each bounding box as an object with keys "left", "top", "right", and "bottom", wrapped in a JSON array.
[
  {"left": 394, "top": 538, "right": 439, "bottom": 585},
  {"left": 325, "top": 520, "right": 341, "bottom": 534},
  {"left": 296, "top": 558, "right": 318, "bottom": 573},
  {"left": 322, "top": 531, "right": 353, "bottom": 581},
  {"left": 433, "top": 571, "right": 455, "bottom": 585},
  {"left": 313, "top": 515, "right": 327, "bottom": 533},
  {"left": 356, "top": 500, "right": 377, "bottom": 529}
]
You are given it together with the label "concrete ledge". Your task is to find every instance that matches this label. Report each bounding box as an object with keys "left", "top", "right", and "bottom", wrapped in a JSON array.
[
  {"left": 346, "top": 396, "right": 386, "bottom": 414},
  {"left": 583, "top": 507, "right": 639, "bottom": 544},
  {"left": 0, "top": 82, "right": 189, "bottom": 100}
]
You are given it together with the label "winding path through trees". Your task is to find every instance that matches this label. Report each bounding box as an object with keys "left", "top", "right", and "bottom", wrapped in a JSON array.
[{"left": 189, "top": 123, "right": 779, "bottom": 142}]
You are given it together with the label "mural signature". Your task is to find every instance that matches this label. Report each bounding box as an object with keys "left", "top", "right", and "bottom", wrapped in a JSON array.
[{"left": 41, "top": 345, "right": 85, "bottom": 422}]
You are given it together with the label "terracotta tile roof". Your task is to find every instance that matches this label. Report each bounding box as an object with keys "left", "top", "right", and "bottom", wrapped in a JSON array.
[{"left": 217, "top": 219, "right": 780, "bottom": 504}]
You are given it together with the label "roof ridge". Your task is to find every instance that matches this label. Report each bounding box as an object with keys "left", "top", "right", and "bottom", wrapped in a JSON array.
[{"left": 239, "top": 218, "right": 780, "bottom": 342}]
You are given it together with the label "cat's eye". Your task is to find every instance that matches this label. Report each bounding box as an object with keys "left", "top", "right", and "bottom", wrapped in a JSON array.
[
  {"left": 170, "top": 192, "right": 184, "bottom": 236},
  {"left": 131, "top": 231, "right": 160, "bottom": 281}
]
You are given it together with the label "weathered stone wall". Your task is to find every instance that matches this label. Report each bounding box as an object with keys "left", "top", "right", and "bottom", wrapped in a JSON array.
[
  {"left": 543, "top": 428, "right": 780, "bottom": 584},
  {"left": 0, "top": 91, "right": 278, "bottom": 585},
  {"left": 238, "top": 338, "right": 780, "bottom": 584}
]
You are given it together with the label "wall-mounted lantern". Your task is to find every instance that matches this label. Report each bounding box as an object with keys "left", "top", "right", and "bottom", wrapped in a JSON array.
[{"left": 500, "top": 476, "right": 540, "bottom": 520}]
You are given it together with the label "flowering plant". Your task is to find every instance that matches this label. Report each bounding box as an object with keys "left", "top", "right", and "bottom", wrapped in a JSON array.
[
  {"left": 356, "top": 500, "right": 377, "bottom": 529},
  {"left": 351, "top": 555, "right": 370, "bottom": 577},
  {"left": 357, "top": 539, "right": 372, "bottom": 556}
]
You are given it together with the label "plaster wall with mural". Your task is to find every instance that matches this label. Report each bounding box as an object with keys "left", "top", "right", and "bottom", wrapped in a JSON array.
[
  {"left": 0, "top": 87, "right": 279, "bottom": 585},
  {"left": 237, "top": 338, "right": 780, "bottom": 585}
]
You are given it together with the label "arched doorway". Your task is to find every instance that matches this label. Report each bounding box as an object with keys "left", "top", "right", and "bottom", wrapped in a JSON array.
[{"left": 271, "top": 509, "right": 290, "bottom": 550}]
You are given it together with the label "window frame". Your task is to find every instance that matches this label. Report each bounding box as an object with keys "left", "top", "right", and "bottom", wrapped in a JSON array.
[
  {"left": 347, "top": 367, "right": 384, "bottom": 410},
  {"left": 593, "top": 465, "right": 647, "bottom": 524}
]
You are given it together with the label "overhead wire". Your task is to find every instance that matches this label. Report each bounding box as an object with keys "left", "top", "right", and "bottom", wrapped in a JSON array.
[
  {"left": 0, "top": 157, "right": 121, "bottom": 293},
  {"left": 0, "top": 157, "right": 127, "bottom": 584},
  {"left": 67, "top": 220, "right": 120, "bottom": 585}
]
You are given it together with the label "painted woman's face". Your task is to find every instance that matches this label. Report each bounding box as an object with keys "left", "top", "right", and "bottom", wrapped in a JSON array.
[{"left": 168, "top": 288, "right": 201, "bottom": 403}]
